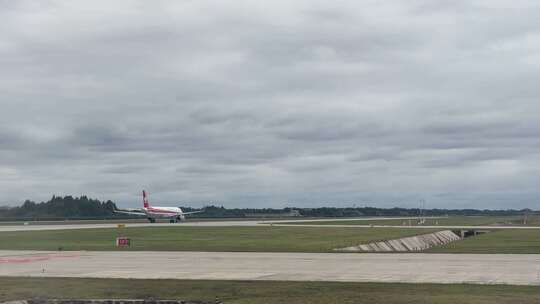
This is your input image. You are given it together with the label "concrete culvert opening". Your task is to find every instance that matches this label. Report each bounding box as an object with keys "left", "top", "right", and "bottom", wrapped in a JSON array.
[{"left": 452, "top": 229, "right": 490, "bottom": 239}]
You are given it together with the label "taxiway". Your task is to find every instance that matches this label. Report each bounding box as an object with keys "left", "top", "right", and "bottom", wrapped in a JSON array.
[{"left": 1, "top": 250, "right": 539, "bottom": 285}]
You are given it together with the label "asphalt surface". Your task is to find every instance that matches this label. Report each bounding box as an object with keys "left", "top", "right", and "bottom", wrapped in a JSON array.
[
  {"left": 1, "top": 250, "right": 540, "bottom": 285},
  {"left": 0, "top": 217, "right": 431, "bottom": 232},
  {"left": 0, "top": 217, "right": 539, "bottom": 232},
  {"left": 0, "top": 221, "right": 256, "bottom": 232}
]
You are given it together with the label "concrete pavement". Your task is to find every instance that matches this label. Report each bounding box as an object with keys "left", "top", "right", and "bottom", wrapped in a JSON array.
[
  {"left": 0, "top": 222, "right": 256, "bottom": 232},
  {"left": 1, "top": 250, "right": 540, "bottom": 285},
  {"left": 1, "top": 217, "right": 539, "bottom": 232}
]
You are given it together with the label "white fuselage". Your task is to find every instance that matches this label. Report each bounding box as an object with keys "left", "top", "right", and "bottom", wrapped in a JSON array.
[{"left": 144, "top": 206, "right": 185, "bottom": 219}]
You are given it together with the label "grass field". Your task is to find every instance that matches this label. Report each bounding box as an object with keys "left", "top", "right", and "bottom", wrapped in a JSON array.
[
  {"left": 427, "top": 229, "right": 540, "bottom": 253},
  {"left": 2, "top": 277, "right": 540, "bottom": 304},
  {"left": 282, "top": 216, "right": 537, "bottom": 226},
  {"left": 0, "top": 226, "right": 435, "bottom": 252},
  {"left": 2, "top": 222, "right": 540, "bottom": 253}
]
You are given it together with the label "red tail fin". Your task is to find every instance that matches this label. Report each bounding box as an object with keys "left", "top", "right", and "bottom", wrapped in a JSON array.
[{"left": 143, "top": 190, "right": 149, "bottom": 208}]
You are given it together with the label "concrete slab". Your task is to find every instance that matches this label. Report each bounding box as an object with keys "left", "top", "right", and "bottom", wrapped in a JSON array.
[
  {"left": 1, "top": 250, "right": 540, "bottom": 286},
  {"left": 1, "top": 218, "right": 539, "bottom": 232},
  {"left": 0, "top": 217, "right": 422, "bottom": 232}
]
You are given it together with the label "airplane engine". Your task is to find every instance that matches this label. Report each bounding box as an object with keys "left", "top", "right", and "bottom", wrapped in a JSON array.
[{"left": 177, "top": 215, "right": 186, "bottom": 221}]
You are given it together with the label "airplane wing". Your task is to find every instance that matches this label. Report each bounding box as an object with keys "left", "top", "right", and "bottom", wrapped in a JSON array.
[
  {"left": 114, "top": 208, "right": 146, "bottom": 216},
  {"left": 182, "top": 210, "right": 204, "bottom": 215},
  {"left": 182, "top": 208, "right": 206, "bottom": 215}
]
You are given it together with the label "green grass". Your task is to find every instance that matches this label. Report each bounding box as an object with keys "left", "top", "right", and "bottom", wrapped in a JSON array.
[
  {"left": 0, "top": 226, "right": 436, "bottom": 252},
  {"left": 283, "top": 216, "right": 534, "bottom": 227},
  {"left": 428, "top": 229, "right": 540, "bottom": 254},
  {"left": 2, "top": 277, "right": 540, "bottom": 304},
  {"left": 2, "top": 223, "right": 540, "bottom": 254}
]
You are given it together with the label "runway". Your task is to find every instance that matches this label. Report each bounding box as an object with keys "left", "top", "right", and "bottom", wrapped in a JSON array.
[
  {"left": 1, "top": 250, "right": 539, "bottom": 285},
  {"left": 1, "top": 219, "right": 539, "bottom": 232},
  {"left": 0, "top": 217, "right": 434, "bottom": 232},
  {"left": 0, "top": 221, "right": 257, "bottom": 232}
]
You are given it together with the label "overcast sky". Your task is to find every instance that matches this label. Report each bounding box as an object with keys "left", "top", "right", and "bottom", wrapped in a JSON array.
[{"left": 1, "top": 1, "right": 540, "bottom": 209}]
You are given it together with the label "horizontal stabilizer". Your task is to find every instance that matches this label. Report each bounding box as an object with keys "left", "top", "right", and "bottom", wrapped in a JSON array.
[
  {"left": 181, "top": 210, "right": 204, "bottom": 215},
  {"left": 114, "top": 208, "right": 146, "bottom": 216}
]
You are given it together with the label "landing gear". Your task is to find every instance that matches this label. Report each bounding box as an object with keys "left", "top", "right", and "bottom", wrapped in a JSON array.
[
  {"left": 147, "top": 218, "right": 156, "bottom": 223},
  {"left": 169, "top": 218, "right": 177, "bottom": 223}
]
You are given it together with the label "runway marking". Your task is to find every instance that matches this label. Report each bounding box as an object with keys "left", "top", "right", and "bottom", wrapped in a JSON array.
[{"left": 0, "top": 252, "right": 80, "bottom": 264}]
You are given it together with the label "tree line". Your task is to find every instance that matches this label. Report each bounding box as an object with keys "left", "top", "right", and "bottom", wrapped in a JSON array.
[
  {"left": 0, "top": 195, "right": 117, "bottom": 219},
  {"left": 182, "top": 205, "right": 534, "bottom": 218},
  {"left": 0, "top": 195, "right": 534, "bottom": 220}
]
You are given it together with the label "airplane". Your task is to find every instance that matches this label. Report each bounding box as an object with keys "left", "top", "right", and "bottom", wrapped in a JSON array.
[{"left": 114, "top": 190, "right": 204, "bottom": 223}]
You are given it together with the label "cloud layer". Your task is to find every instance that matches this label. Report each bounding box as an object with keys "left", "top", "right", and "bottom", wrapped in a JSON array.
[{"left": 1, "top": 0, "right": 540, "bottom": 208}]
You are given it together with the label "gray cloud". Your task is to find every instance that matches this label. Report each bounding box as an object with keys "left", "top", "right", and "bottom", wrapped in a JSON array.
[{"left": 1, "top": 0, "right": 540, "bottom": 209}]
